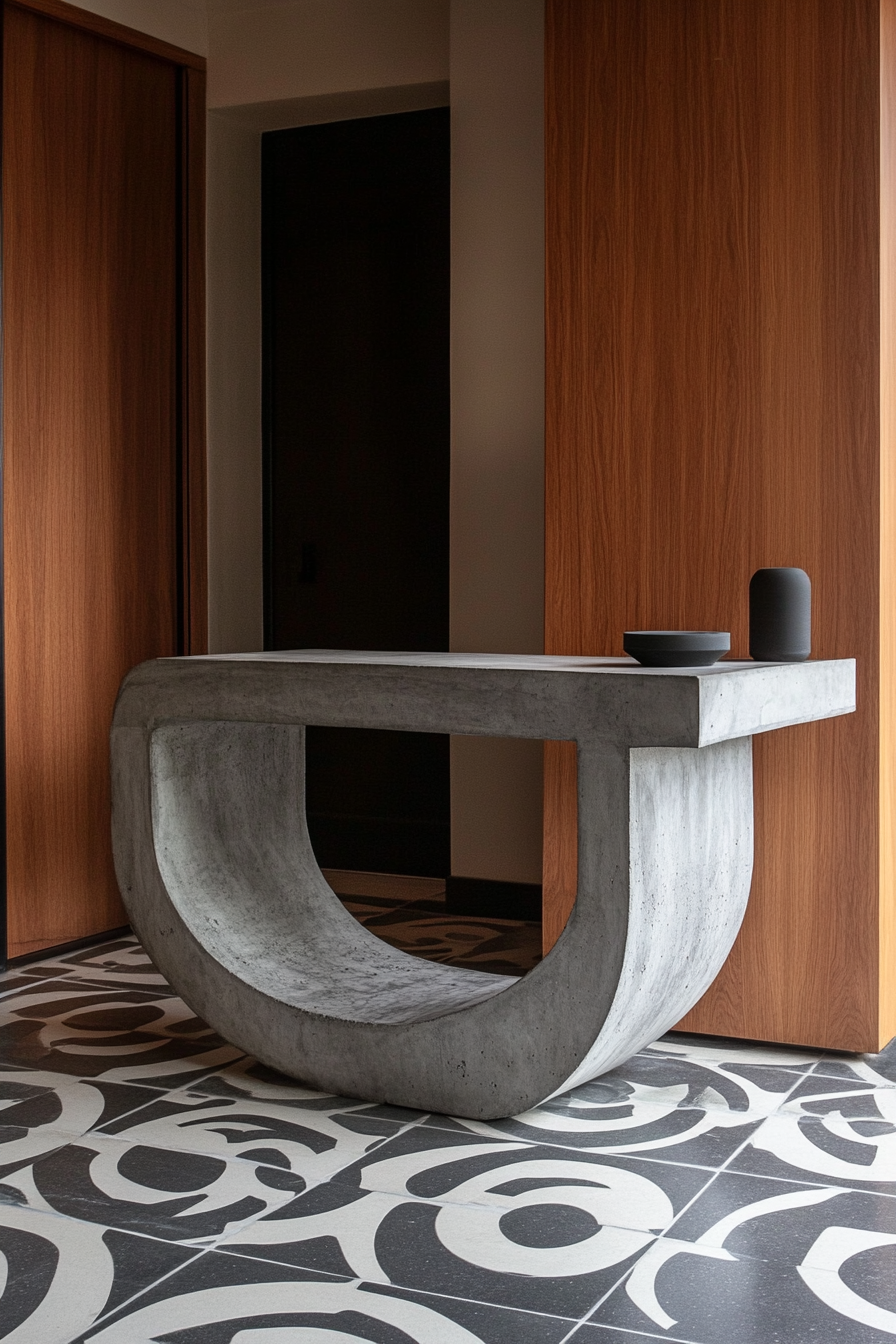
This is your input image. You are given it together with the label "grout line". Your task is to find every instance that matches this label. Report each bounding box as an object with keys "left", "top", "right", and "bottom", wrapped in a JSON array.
[
  {"left": 209, "top": 1148, "right": 720, "bottom": 1257},
  {"left": 408, "top": 1113, "right": 775, "bottom": 1179},
  {"left": 556, "top": 1323, "right": 583, "bottom": 1344},
  {"left": 212, "top": 1241, "right": 587, "bottom": 1332},
  {"left": 0, "top": 1072, "right": 191, "bottom": 1160},
  {"left": 60, "top": 1245, "right": 350, "bottom": 1343},
  {"left": 65, "top": 1092, "right": 429, "bottom": 1202},
  {"left": 4, "top": 1049, "right": 893, "bottom": 1197},
  {"left": 47, "top": 975, "right": 177, "bottom": 993},
  {"left": 705, "top": 1161, "right": 896, "bottom": 1200},
  {"left": 3, "top": 945, "right": 894, "bottom": 1335},
  {"left": 134, "top": 1066, "right": 894, "bottom": 1199},
  {"left": 0, "top": 974, "right": 98, "bottom": 1001},
  {"left": 567, "top": 1262, "right": 651, "bottom": 1339},
  {"left": 561, "top": 1313, "right": 701, "bottom": 1344},
  {"left": 711, "top": 1063, "right": 853, "bottom": 1181},
  {"left": 347, "top": 1278, "right": 582, "bottom": 1331},
  {"left": 358, "top": 1281, "right": 581, "bottom": 1330},
  {"left": 0, "top": 977, "right": 178, "bottom": 1006},
  {"left": 177, "top": 1175, "right": 335, "bottom": 1254},
  {"left": 808, "top": 1063, "right": 896, "bottom": 1086},
  {"left": 559, "top": 1310, "right": 700, "bottom": 1343}
]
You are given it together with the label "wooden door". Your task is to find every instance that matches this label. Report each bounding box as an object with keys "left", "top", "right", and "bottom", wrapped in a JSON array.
[{"left": 2, "top": 0, "right": 206, "bottom": 959}]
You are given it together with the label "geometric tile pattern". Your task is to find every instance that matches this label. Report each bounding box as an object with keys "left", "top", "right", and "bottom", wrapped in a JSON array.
[{"left": 0, "top": 932, "right": 893, "bottom": 1341}]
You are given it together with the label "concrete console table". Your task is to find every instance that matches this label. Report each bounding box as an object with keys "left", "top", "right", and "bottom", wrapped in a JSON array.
[{"left": 111, "top": 651, "right": 855, "bottom": 1119}]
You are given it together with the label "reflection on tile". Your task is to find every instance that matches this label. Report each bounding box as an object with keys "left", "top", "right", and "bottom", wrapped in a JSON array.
[
  {"left": 339, "top": 892, "right": 542, "bottom": 975},
  {"left": 667, "top": 1170, "right": 896, "bottom": 1266},
  {"left": 604, "top": 1051, "right": 808, "bottom": 1112}
]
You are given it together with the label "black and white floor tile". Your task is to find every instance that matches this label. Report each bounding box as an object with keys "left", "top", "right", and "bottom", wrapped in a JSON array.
[
  {"left": 0, "top": 929, "right": 892, "bottom": 1341},
  {"left": 336, "top": 891, "right": 543, "bottom": 975}
]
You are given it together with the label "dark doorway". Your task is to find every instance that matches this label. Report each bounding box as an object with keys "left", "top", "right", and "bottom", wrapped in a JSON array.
[{"left": 262, "top": 109, "right": 450, "bottom": 876}]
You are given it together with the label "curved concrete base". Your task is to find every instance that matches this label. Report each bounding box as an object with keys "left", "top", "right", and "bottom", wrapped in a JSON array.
[{"left": 111, "top": 651, "right": 854, "bottom": 1119}]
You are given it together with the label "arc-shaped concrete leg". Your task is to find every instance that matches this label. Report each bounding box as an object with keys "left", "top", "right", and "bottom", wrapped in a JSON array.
[{"left": 111, "top": 653, "right": 852, "bottom": 1118}]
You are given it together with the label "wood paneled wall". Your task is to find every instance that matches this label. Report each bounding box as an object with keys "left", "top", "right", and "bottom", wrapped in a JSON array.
[
  {"left": 2, "top": 1, "right": 206, "bottom": 958},
  {"left": 544, "top": 0, "right": 895, "bottom": 1051}
]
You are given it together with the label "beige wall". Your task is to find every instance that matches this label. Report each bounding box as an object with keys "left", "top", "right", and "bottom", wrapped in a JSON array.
[
  {"left": 449, "top": 0, "right": 545, "bottom": 883},
  {"left": 70, "top": 0, "right": 208, "bottom": 52},
  {"left": 207, "top": 0, "right": 448, "bottom": 107}
]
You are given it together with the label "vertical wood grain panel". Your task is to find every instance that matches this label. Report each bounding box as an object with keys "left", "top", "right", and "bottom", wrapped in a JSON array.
[
  {"left": 3, "top": 5, "right": 181, "bottom": 956},
  {"left": 880, "top": 0, "right": 896, "bottom": 1045},
  {"left": 545, "top": 0, "right": 882, "bottom": 1049}
]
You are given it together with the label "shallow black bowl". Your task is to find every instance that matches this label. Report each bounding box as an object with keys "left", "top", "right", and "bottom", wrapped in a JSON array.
[{"left": 622, "top": 630, "right": 730, "bottom": 668}]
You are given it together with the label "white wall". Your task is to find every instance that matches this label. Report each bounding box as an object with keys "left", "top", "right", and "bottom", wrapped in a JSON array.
[
  {"left": 71, "top": 0, "right": 208, "bottom": 52},
  {"left": 449, "top": 0, "right": 545, "bottom": 883}
]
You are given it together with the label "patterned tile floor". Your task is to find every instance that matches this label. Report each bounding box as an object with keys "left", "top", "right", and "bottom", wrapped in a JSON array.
[{"left": 0, "top": 923, "right": 893, "bottom": 1341}]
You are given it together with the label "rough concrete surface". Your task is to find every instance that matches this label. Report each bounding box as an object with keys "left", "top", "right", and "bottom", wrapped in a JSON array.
[{"left": 110, "top": 652, "right": 855, "bottom": 1119}]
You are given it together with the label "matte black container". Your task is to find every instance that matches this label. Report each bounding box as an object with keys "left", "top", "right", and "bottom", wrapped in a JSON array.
[
  {"left": 749, "top": 567, "right": 811, "bottom": 662},
  {"left": 622, "top": 630, "right": 730, "bottom": 667}
]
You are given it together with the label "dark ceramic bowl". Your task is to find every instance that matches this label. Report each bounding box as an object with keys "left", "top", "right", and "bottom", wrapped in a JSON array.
[{"left": 622, "top": 630, "right": 731, "bottom": 667}]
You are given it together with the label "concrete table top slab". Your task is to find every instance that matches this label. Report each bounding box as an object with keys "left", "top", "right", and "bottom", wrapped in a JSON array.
[{"left": 111, "top": 652, "right": 855, "bottom": 1119}]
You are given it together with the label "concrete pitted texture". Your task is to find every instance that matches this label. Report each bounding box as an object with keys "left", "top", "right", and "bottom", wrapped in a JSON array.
[{"left": 110, "top": 652, "right": 855, "bottom": 1119}]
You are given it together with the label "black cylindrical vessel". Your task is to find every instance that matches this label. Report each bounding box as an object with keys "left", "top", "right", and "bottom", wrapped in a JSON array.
[{"left": 749, "top": 567, "right": 811, "bottom": 662}]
